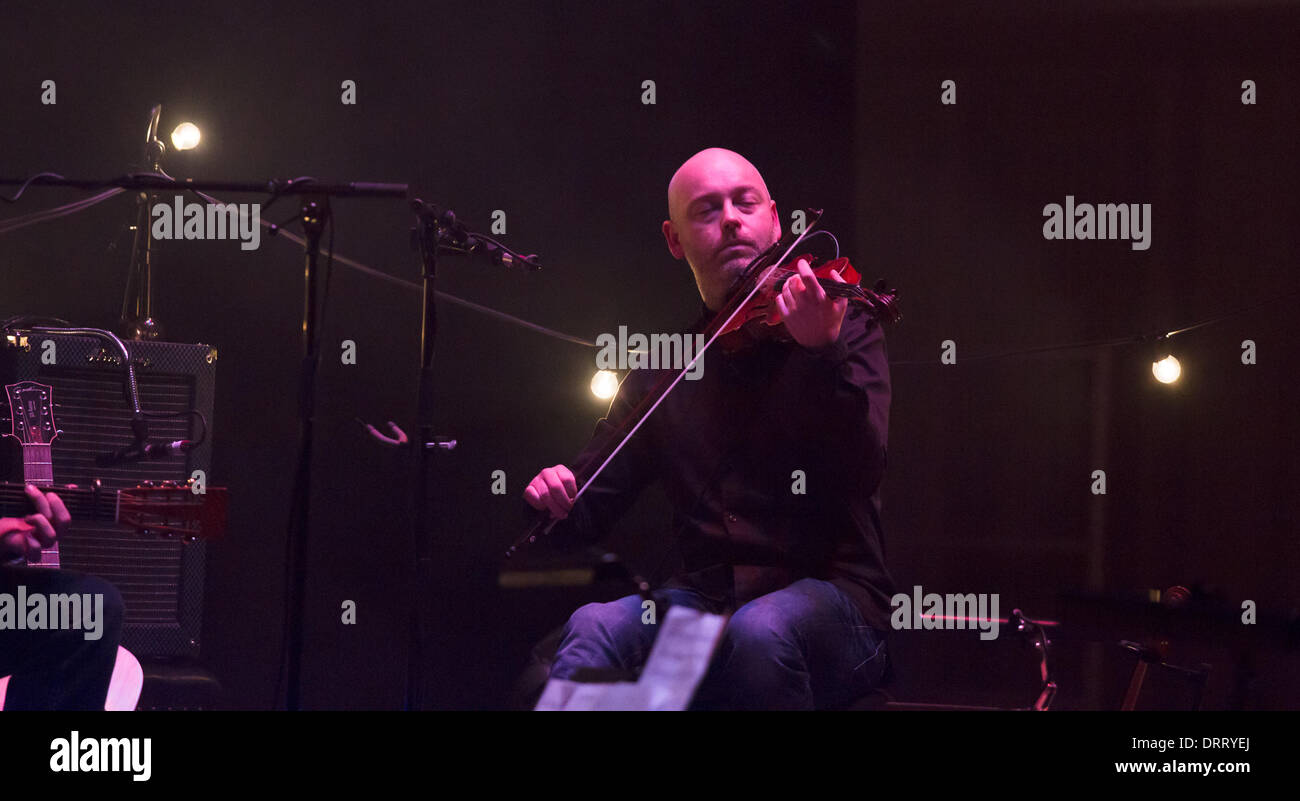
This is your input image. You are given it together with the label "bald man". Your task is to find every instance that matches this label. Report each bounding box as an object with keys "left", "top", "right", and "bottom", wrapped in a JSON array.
[{"left": 525, "top": 148, "right": 894, "bottom": 710}]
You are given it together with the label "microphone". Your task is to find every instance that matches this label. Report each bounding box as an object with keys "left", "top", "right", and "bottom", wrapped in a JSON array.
[
  {"left": 96, "top": 439, "right": 193, "bottom": 467},
  {"left": 410, "top": 200, "right": 541, "bottom": 271},
  {"left": 439, "top": 208, "right": 540, "bottom": 270},
  {"left": 465, "top": 233, "right": 541, "bottom": 271}
]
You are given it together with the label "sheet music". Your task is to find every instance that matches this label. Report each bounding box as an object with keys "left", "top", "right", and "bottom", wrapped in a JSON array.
[{"left": 535, "top": 605, "right": 728, "bottom": 711}]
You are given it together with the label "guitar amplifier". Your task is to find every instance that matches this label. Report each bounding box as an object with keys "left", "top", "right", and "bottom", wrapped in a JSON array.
[{"left": 0, "top": 330, "right": 217, "bottom": 658}]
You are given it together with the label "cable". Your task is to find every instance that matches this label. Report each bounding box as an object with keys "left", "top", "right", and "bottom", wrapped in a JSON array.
[
  {"left": 189, "top": 185, "right": 603, "bottom": 347},
  {"left": 801, "top": 229, "right": 841, "bottom": 259},
  {"left": 4, "top": 171, "right": 1295, "bottom": 363},
  {"left": 1, "top": 315, "right": 74, "bottom": 331},
  {"left": 1159, "top": 288, "right": 1300, "bottom": 338},
  {"left": 142, "top": 408, "right": 209, "bottom": 447},
  {"left": 1, "top": 172, "right": 67, "bottom": 203},
  {"left": 891, "top": 333, "right": 1141, "bottom": 365},
  {"left": 321, "top": 207, "right": 336, "bottom": 342},
  {"left": 889, "top": 286, "right": 1300, "bottom": 366},
  {"left": 0, "top": 188, "right": 126, "bottom": 234}
]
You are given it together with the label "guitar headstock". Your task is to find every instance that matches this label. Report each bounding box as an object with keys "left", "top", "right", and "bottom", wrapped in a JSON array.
[
  {"left": 3, "top": 381, "right": 60, "bottom": 446},
  {"left": 118, "top": 480, "right": 229, "bottom": 542}
]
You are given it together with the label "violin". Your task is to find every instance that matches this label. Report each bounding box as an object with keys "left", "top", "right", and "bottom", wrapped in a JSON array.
[
  {"left": 507, "top": 209, "right": 901, "bottom": 557},
  {"left": 716, "top": 252, "right": 901, "bottom": 352}
]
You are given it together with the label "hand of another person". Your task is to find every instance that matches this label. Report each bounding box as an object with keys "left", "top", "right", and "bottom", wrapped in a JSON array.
[{"left": 0, "top": 485, "right": 71, "bottom": 564}]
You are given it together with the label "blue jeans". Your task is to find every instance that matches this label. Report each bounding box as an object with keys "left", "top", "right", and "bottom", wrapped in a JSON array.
[{"left": 550, "top": 577, "right": 888, "bottom": 710}]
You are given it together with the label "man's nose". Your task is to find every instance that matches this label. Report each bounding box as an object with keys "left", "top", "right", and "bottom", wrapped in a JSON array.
[{"left": 720, "top": 200, "right": 743, "bottom": 233}]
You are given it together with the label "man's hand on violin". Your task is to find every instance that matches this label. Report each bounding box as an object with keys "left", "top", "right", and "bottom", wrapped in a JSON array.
[
  {"left": 774, "top": 258, "right": 849, "bottom": 350},
  {"left": 524, "top": 464, "right": 577, "bottom": 520}
]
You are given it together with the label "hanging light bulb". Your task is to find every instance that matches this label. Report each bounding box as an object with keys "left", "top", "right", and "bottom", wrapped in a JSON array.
[
  {"left": 1152, "top": 354, "right": 1181, "bottom": 384},
  {"left": 590, "top": 369, "right": 620, "bottom": 400},
  {"left": 170, "top": 122, "right": 201, "bottom": 151}
]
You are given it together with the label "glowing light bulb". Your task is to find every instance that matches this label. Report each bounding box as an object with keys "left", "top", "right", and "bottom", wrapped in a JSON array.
[
  {"left": 1152, "top": 354, "right": 1181, "bottom": 384},
  {"left": 171, "top": 122, "right": 201, "bottom": 151},
  {"left": 590, "top": 370, "right": 619, "bottom": 400}
]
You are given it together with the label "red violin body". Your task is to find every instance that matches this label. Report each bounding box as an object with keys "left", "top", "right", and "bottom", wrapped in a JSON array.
[{"left": 716, "top": 253, "right": 889, "bottom": 352}]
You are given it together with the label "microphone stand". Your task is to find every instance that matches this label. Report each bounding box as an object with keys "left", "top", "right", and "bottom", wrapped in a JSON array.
[
  {"left": 0, "top": 171, "right": 408, "bottom": 710},
  {"left": 4, "top": 172, "right": 557, "bottom": 710},
  {"left": 283, "top": 194, "right": 329, "bottom": 712},
  {"left": 407, "top": 201, "right": 441, "bottom": 712},
  {"left": 405, "top": 201, "right": 539, "bottom": 710},
  {"left": 121, "top": 105, "right": 166, "bottom": 340}
]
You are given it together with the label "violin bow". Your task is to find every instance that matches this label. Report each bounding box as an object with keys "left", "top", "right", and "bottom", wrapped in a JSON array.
[{"left": 506, "top": 209, "right": 827, "bottom": 557}]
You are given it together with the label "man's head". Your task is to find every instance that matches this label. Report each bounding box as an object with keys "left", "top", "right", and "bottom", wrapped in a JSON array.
[{"left": 662, "top": 148, "right": 781, "bottom": 310}]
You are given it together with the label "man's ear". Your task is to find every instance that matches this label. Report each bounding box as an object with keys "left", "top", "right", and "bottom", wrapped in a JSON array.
[
  {"left": 662, "top": 219, "right": 685, "bottom": 259},
  {"left": 769, "top": 200, "right": 781, "bottom": 240}
]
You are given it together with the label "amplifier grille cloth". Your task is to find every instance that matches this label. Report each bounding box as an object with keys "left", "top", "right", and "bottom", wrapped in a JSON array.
[{"left": 47, "top": 369, "right": 196, "bottom": 628}]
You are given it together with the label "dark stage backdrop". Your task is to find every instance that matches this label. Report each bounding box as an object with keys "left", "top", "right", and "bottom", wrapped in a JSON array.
[
  {"left": 858, "top": 2, "right": 1299, "bottom": 710},
  {"left": 1, "top": 1, "right": 1295, "bottom": 709}
]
